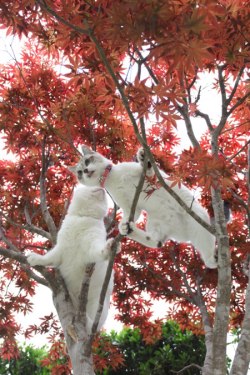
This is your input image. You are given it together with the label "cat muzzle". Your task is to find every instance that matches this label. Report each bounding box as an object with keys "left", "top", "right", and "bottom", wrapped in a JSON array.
[{"left": 84, "top": 169, "right": 95, "bottom": 178}]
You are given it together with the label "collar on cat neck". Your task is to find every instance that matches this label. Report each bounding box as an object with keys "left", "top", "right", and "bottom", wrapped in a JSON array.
[{"left": 99, "top": 164, "right": 113, "bottom": 187}]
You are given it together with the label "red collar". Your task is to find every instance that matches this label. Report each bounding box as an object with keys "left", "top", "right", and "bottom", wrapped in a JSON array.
[{"left": 99, "top": 164, "right": 112, "bottom": 187}]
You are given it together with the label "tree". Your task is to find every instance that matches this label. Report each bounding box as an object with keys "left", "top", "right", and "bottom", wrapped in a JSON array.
[{"left": 0, "top": 0, "right": 249, "bottom": 374}]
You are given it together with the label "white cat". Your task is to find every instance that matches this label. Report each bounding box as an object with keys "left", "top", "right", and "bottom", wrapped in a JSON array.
[
  {"left": 70, "top": 146, "right": 217, "bottom": 269},
  {"left": 27, "top": 185, "right": 115, "bottom": 332}
]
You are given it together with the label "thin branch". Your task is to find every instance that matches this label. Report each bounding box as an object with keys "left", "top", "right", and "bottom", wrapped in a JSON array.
[
  {"left": 195, "top": 109, "right": 214, "bottom": 132},
  {"left": 128, "top": 151, "right": 148, "bottom": 222},
  {"left": 177, "top": 105, "right": 201, "bottom": 148},
  {"left": 0, "top": 209, "right": 52, "bottom": 242},
  {"left": 171, "top": 363, "right": 202, "bottom": 374},
  {"left": 226, "top": 65, "right": 245, "bottom": 106},
  {"left": 135, "top": 48, "right": 159, "bottom": 85},
  {"left": 40, "top": 138, "right": 57, "bottom": 244},
  {"left": 170, "top": 246, "right": 200, "bottom": 306},
  {"left": 36, "top": 0, "right": 90, "bottom": 36},
  {"left": 229, "top": 261, "right": 250, "bottom": 374},
  {"left": 228, "top": 139, "right": 250, "bottom": 163},
  {"left": 227, "top": 91, "right": 250, "bottom": 117},
  {"left": 218, "top": 65, "right": 227, "bottom": 113},
  {"left": 0, "top": 247, "right": 48, "bottom": 287}
]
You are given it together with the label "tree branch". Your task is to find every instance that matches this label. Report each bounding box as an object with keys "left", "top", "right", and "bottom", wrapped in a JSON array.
[
  {"left": 36, "top": 0, "right": 90, "bottom": 36},
  {"left": 177, "top": 105, "right": 201, "bottom": 148},
  {"left": 0, "top": 246, "right": 48, "bottom": 287},
  {"left": 226, "top": 65, "right": 245, "bottom": 106},
  {"left": 230, "top": 260, "right": 250, "bottom": 375},
  {"left": 0, "top": 208, "right": 52, "bottom": 242},
  {"left": 135, "top": 48, "right": 159, "bottom": 85},
  {"left": 40, "top": 138, "right": 57, "bottom": 244},
  {"left": 227, "top": 91, "right": 250, "bottom": 117},
  {"left": 195, "top": 110, "right": 214, "bottom": 132},
  {"left": 171, "top": 363, "right": 202, "bottom": 374}
]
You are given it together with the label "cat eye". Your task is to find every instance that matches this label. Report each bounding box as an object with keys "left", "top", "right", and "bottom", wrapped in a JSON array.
[
  {"left": 77, "top": 170, "right": 83, "bottom": 177},
  {"left": 85, "top": 158, "right": 90, "bottom": 166}
]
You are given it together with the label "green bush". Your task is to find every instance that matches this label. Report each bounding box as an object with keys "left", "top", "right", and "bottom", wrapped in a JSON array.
[
  {"left": 98, "top": 321, "right": 206, "bottom": 375},
  {"left": 0, "top": 345, "right": 50, "bottom": 375}
]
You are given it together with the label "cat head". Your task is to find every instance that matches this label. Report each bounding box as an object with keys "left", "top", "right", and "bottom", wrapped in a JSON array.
[
  {"left": 69, "top": 145, "right": 111, "bottom": 186},
  {"left": 68, "top": 185, "right": 108, "bottom": 219}
]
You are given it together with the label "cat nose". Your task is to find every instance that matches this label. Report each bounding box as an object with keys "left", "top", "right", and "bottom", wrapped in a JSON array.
[
  {"left": 77, "top": 170, "right": 83, "bottom": 177},
  {"left": 83, "top": 168, "right": 88, "bottom": 173}
]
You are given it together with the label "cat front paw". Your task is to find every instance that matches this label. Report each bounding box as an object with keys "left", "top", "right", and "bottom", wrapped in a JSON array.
[
  {"left": 27, "top": 253, "right": 42, "bottom": 267},
  {"left": 119, "top": 221, "right": 135, "bottom": 236}
]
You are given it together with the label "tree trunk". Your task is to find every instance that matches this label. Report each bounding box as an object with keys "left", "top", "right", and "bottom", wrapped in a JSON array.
[
  {"left": 211, "top": 187, "right": 231, "bottom": 375},
  {"left": 200, "top": 304, "right": 214, "bottom": 375},
  {"left": 230, "top": 264, "right": 250, "bottom": 375},
  {"left": 52, "top": 281, "right": 96, "bottom": 375},
  {"left": 66, "top": 330, "right": 95, "bottom": 375}
]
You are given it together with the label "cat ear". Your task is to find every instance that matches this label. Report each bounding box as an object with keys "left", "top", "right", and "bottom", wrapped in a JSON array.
[{"left": 81, "top": 145, "right": 94, "bottom": 155}]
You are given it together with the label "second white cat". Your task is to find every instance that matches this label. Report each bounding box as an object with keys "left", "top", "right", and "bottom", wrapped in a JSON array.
[{"left": 70, "top": 146, "right": 217, "bottom": 269}]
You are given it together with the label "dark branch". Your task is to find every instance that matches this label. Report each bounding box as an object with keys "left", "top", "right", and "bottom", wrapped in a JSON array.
[
  {"left": 171, "top": 363, "right": 202, "bottom": 374},
  {"left": 195, "top": 110, "right": 214, "bottom": 132},
  {"left": 226, "top": 65, "right": 245, "bottom": 106},
  {"left": 40, "top": 138, "right": 57, "bottom": 244},
  {"left": 36, "top": 0, "right": 90, "bottom": 36}
]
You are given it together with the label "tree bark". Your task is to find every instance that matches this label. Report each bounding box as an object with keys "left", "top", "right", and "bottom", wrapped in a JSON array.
[
  {"left": 52, "top": 280, "right": 95, "bottom": 375},
  {"left": 230, "top": 264, "right": 250, "bottom": 375},
  {"left": 210, "top": 187, "right": 231, "bottom": 375}
]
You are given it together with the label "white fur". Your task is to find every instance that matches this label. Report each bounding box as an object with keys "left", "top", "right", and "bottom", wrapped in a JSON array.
[
  {"left": 71, "top": 146, "right": 217, "bottom": 269},
  {"left": 27, "top": 185, "right": 114, "bottom": 332}
]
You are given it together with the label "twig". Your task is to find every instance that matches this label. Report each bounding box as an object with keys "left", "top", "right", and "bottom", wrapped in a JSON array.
[
  {"left": 171, "top": 363, "right": 202, "bottom": 374},
  {"left": 135, "top": 48, "right": 159, "bottom": 84},
  {"left": 228, "top": 139, "right": 250, "bottom": 162},
  {"left": 0, "top": 208, "right": 52, "bottom": 242},
  {"left": 177, "top": 104, "right": 201, "bottom": 148},
  {"left": 36, "top": 0, "right": 90, "bottom": 36},
  {"left": 195, "top": 110, "right": 214, "bottom": 132},
  {"left": 39, "top": 138, "right": 58, "bottom": 244},
  {"left": 226, "top": 65, "right": 245, "bottom": 105}
]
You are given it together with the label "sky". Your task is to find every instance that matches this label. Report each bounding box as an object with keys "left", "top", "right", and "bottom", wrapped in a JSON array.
[{"left": 0, "top": 29, "right": 240, "bottom": 369}]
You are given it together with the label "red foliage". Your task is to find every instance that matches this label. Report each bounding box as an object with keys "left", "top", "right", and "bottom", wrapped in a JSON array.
[{"left": 0, "top": 0, "right": 249, "bottom": 371}]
